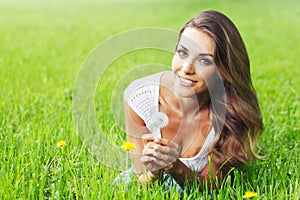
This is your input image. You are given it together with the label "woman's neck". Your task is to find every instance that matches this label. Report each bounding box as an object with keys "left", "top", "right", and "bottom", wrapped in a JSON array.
[{"left": 178, "top": 93, "right": 210, "bottom": 119}]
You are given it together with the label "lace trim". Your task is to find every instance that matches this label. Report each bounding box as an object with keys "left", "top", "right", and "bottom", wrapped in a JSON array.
[{"left": 124, "top": 72, "right": 163, "bottom": 132}]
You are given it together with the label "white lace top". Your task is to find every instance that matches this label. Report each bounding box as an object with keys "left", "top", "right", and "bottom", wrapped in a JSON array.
[{"left": 124, "top": 72, "right": 215, "bottom": 173}]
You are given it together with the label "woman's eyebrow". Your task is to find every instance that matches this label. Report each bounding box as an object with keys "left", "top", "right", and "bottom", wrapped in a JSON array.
[
  {"left": 199, "top": 53, "right": 213, "bottom": 57},
  {"left": 178, "top": 45, "right": 189, "bottom": 52},
  {"left": 179, "top": 44, "right": 213, "bottom": 57}
]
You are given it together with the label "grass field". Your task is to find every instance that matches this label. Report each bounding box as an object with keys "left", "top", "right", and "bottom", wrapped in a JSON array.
[{"left": 0, "top": 0, "right": 299, "bottom": 199}]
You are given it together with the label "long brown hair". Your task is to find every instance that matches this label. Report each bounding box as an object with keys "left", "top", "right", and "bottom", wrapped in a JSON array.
[{"left": 179, "top": 10, "right": 263, "bottom": 171}]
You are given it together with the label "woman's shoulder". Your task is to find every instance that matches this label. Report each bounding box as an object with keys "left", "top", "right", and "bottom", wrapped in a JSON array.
[
  {"left": 124, "top": 71, "right": 170, "bottom": 99},
  {"left": 123, "top": 71, "right": 170, "bottom": 130}
]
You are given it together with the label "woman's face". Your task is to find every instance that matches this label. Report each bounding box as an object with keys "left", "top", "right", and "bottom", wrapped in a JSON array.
[{"left": 172, "top": 27, "right": 217, "bottom": 98}]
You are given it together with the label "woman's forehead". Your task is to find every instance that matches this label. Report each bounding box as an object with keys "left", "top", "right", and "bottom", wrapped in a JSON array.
[{"left": 179, "top": 27, "right": 215, "bottom": 55}]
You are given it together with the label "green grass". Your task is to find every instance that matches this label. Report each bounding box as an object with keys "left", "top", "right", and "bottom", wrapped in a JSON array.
[{"left": 0, "top": 0, "right": 299, "bottom": 199}]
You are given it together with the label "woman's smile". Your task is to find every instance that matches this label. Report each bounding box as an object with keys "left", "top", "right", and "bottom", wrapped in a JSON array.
[{"left": 177, "top": 74, "right": 198, "bottom": 87}]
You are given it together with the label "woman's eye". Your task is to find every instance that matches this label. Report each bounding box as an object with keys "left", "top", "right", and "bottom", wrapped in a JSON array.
[
  {"left": 176, "top": 49, "right": 187, "bottom": 57},
  {"left": 198, "top": 58, "right": 213, "bottom": 66}
]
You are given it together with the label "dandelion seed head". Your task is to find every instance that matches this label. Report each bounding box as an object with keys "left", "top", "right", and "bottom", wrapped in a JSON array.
[{"left": 152, "top": 112, "right": 169, "bottom": 129}]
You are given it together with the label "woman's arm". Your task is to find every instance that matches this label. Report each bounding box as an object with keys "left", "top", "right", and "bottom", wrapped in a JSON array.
[
  {"left": 124, "top": 101, "right": 164, "bottom": 184},
  {"left": 165, "top": 158, "right": 227, "bottom": 191}
]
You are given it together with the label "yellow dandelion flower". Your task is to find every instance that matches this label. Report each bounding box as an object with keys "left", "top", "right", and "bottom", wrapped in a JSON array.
[
  {"left": 56, "top": 140, "right": 67, "bottom": 148},
  {"left": 242, "top": 191, "right": 258, "bottom": 199},
  {"left": 121, "top": 141, "right": 135, "bottom": 151}
]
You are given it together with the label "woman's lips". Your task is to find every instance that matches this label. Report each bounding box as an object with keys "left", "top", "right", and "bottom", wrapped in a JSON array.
[{"left": 177, "top": 74, "right": 197, "bottom": 87}]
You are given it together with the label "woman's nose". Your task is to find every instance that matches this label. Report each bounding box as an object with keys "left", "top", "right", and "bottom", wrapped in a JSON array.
[{"left": 182, "top": 59, "right": 195, "bottom": 74}]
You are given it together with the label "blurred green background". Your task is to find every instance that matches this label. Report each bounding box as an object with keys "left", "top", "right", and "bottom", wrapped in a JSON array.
[{"left": 0, "top": 0, "right": 299, "bottom": 199}]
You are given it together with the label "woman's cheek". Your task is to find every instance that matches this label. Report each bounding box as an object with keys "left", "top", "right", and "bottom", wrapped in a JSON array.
[
  {"left": 197, "top": 66, "right": 218, "bottom": 87},
  {"left": 171, "top": 56, "right": 181, "bottom": 71}
]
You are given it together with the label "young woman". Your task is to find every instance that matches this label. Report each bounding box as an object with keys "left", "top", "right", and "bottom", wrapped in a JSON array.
[{"left": 122, "top": 10, "right": 263, "bottom": 192}]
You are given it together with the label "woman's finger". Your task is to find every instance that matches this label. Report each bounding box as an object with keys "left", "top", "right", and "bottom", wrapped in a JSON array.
[
  {"left": 144, "top": 144, "right": 178, "bottom": 161},
  {"left": 153, "top": 138, "right": 179, "bottom": 150},
  {"left": 153, "top": 137, "right": 169, "bottom": 146},
  {"left": 143, "top": 141, "right": 161, "bottom": 151},
  {"left": 152, "top": 145, "right": 180, "bottom": 159},
  {"left": 140, "top": 155, "right": 156, "bottom": 164},
  {"left": 142, "top": 134, "right": 154, "bottom": 146},
  {"left": 140, "top": 156, "right": 164, "bottom": 171},
  {"left": 140, "top": 153, "right": 169, "bottom": 168},
  {"left": 152, "top": 150, "right": 176, "bottom": 162},
  {"left": 142, "top": 147, "right": 156, "bottom": 156},
  {"left": 152, "top": 157, "right": 171, "bottom": 168}
]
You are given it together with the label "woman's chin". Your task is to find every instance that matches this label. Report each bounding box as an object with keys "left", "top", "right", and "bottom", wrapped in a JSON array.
[{"left": 173, "top": 84, "right": 196, "bottom": 98}]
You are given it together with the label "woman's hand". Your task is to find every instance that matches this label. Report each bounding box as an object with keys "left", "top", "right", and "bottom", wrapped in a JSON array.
[{"left": 140, "top": 135, "right": 180, "bottom": 179}]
